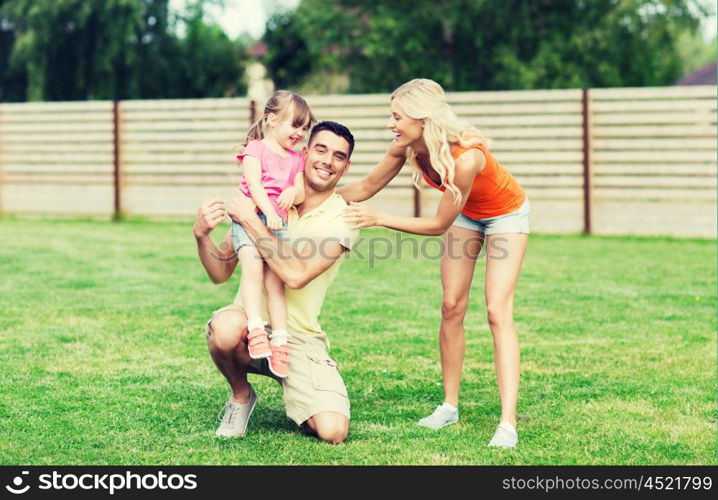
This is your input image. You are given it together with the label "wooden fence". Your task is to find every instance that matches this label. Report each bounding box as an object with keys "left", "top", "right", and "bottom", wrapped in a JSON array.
[{"left": 0, "top": 85, "right": 715, "bottom": 237}]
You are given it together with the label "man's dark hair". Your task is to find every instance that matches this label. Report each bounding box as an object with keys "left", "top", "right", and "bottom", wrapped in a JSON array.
[{"left": 308, "top": 121, "right": 355, "bottom": 157}]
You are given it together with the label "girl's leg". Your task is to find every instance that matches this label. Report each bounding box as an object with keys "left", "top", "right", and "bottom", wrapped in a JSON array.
[
  {"left": 238, "top": 246, "right": 264, "bottom": 321},
  {"left": 239, "top": 246, "right": 271, "bottom": 359},
  {"left": 484, "top": 233, "right": 528, "bottom": 428},
  {"left": 264, "top": 264, "right": 289, "bottom": 378},
  {"left": 264, "top": 264, "right": 287, "bottom": 332},
  {"left": 438, "top": 226, "right": 483, "bottom": 407}
]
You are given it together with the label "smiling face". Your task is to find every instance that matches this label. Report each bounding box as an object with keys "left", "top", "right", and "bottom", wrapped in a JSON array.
[
  {"left": 302, "top": 130, "right": 351, "bottom": 192},
  {"left": 268, "top": 112, "right": 311, "bottom": 151},
  {"left": 387, "top": 100, "right": 425, "bottom": 148}
]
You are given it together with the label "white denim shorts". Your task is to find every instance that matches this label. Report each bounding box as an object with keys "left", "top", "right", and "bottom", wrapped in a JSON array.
[{"left": 452, "top": 198, "right": 531, "bottom": 235}]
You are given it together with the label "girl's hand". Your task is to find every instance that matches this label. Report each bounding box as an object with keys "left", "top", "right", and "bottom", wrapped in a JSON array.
[
  {"left": 266, "top": 212, "right": 284, "bottom": 231},
  {"left": 343, "top": 201, "right": 381, "bottom": 229},
  {"left": 277, "top": 186, "right": 296, "bottom": 211}
]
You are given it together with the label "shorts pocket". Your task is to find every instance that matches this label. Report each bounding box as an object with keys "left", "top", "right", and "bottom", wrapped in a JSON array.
[{"left": 306, "top": 354, "right": 348, "bottom": 398}]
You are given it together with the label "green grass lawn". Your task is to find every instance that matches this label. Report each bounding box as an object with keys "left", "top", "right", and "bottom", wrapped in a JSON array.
[{"left": 0, "top": 217, "right": 715, "bottom": 465}]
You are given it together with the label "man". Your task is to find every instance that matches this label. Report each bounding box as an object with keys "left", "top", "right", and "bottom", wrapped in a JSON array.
[{"left": 193, "top": 121, "right": 357, "bottom": 444}]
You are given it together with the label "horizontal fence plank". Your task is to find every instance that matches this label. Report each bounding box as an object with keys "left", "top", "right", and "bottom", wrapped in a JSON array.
[
  {"left": 447, "top": 89, "right": 583, "bottom": 102},
  {"left": 514, "top": 176, "right": 583, "bottom": 188},
  {"left": 5, "top": 173, "right": 113, "bottom": 184},
  {"left": 481, "top": 127, "right": 582, "bottom": 139},
  {"left": 459, "top": 114, "right": 583, "bottom": 127},
  {"left": 123, "top": 143, "right": 245, "bottom": 153},
  {"left": 594, "top": 163, "right": 717, "bottom": 175},
  {"left": 522, "top": 187, "right": 583, "bottom": 200},
  {"left": 3, "top": 152, "right": 114, "bottom": 163},
  {"left": 122, "top": 110, "right": 252, "bottom": 122},
  {"left": 592, "top": 99, "right": 716, "bottom": 113},
  {"left": 0, "top": 111, "right": 114, "bottom": 124},
  {"left": 122, "top": 130, "right": 247, "bottom": 143},
  {"left": 0, "top": 101, "right": 113, "bottom": 112},
  {"left": 1, "top": 163, "right": 113, "bottom": 173},
  {"left": 452, "top": 102, "right": 582, "bottom": 115},
  {"left": 0, "top": 132, "right": 114, "bottom": 144},
  {"left": 0, "top": 122, "right": 114, "bottom": 133},
  {"left": 593, "top": 150, "right": 716, "bottom": 163},
  {"left": 305, "top": 94, "right": 389, "bottom": 106},
  {"left": 593, "top": 138, "right": 717, "bottom": 150},
  {"left": 1, "top": 143, "right": 114, "bottom": 153},
  {"left": 595, "top": 176, "right": 716, "bottom": 188},
  {"left": 123, "top": 120, "right": 245, "bottom": 132},
  {"left": 592, "top": 111, "right": 715, "bottom": 125},
  {"left": 593, "top": 125, "right": 717, "bottom": 137},
  {"left": 591, "top": 85, "right": 716, "bottom": 100},
  {"left": 121, "top": 98, "right": 249, "bottom": 111},
  {"left": 594, "top": 187, "right": 716, "bottom": 201}
]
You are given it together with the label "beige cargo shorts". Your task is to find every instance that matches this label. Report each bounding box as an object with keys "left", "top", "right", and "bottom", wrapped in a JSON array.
[{"left": 206, "top": 305, "right": 350, "bottom": 425}]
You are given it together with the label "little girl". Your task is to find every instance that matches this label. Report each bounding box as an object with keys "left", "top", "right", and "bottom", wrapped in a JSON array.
[{"left": 232, "top": 90, "right": 316, "bottom": 378}]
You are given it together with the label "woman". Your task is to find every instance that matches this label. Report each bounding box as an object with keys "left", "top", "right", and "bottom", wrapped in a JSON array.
[{"left": 339, "top": 79, "right": 529, "bottom": 448}]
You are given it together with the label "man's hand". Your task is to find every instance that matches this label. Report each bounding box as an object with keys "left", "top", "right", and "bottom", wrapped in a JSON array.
[
  {"left": 193, "top": 197, "right": 226, "bottom": 238},
  {"left": 226, "top": 196, "right": 259, "bottom": 225},
  {"left": 276, "top": 186, "right": 297, "bottom": 211}
]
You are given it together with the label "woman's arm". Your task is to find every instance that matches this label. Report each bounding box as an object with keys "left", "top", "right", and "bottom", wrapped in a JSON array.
[
  {"left": 344, "top": 148, "right": 485, "bottom": 236},
  {"left": 337, "top": 144, "right": 407, "bottom": 202}
]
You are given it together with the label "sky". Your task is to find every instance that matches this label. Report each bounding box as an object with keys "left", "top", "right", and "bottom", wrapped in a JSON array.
[
  {"left": 169, "top": 0, "right": 300, "bottom": 39},
  {"left": 171, "top": 0, "right": 716, "bottom": 41}
]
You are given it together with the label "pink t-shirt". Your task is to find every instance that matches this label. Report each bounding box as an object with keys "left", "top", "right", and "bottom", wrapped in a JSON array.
[{"left": 237, "top": 140, "right": 304, "bottom": 219}]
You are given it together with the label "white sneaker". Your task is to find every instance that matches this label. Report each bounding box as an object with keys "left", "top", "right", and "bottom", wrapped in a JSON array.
[
  {"left": 215, "top": 385, "right": 257, "bottom": 437},
  {"left": 488, "top": 422, "right": 518, "bottom": 448},
  {"left": 417, "top": 404, "right": 459, "bottom": 429}
]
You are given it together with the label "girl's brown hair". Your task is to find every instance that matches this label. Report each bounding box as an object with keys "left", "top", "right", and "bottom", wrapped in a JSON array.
[{"left": 244, "top": 90, "right": 316, "bottom": 147}]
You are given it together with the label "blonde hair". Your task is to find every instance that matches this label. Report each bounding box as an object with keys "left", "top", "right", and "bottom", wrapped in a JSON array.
[
  {"left": 391, "top": 78, "right": 488, "bottom": 204},
  {"left": 243, "top": 90, "right": 316, "bottom": 147}
]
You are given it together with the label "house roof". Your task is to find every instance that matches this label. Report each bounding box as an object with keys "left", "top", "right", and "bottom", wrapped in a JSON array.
[{"left": 677, "top": 61, "right": 717, "bottom": 85}]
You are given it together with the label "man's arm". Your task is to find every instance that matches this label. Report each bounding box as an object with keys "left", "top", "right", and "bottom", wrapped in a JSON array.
[
  {"left": 227, "top": 197, "right": 347, "bottom": 289},
  {"left": 193, "top": 198, "right": 238, "bottom": 284}
]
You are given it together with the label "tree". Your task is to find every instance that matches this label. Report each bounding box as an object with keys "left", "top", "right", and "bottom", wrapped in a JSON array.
[
  {"left": 262, "top": 0, "right": 713, "bottom": 92},
  {"left": 0, "top": 0, "right": 248, "bottom": 101}
]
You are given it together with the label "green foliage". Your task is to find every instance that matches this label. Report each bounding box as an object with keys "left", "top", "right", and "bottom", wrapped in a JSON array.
[
  {"left": 263, "top": 0, "right": 713, "bottom": 92},
  {"left": 0, "top": 0, "right": 248, "bottom": 101},
  {"left": 0, "top": 219, "right": 715, "bottom": 464}
]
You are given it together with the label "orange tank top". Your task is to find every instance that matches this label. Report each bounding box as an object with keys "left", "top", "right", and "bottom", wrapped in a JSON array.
[{"left": 419, "top": 142, "right": 525, "bottom": 220}]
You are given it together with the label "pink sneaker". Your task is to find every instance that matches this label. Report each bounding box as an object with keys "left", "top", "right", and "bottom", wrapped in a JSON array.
[
  {"left": 247, "top": 327, "right": 271, "bottom": 359},
  {"left": 268, "top": 343, "right": 289, "bottom": 379}
]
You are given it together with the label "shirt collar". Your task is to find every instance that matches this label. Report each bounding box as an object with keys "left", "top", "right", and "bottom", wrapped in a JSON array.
[{"left": 290, "top": 190, "right": 340, "bottom": 221}]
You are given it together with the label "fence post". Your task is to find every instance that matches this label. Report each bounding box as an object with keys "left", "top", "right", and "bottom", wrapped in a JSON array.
[
  {"left": 581, "top": 88, "right": 594, "bottom": 235},
  {"left": 112, "top": 100, "right": 123, "bottom": 221},
  {"left": 249, "top": 99, "right": 257, "bottom": 126}
]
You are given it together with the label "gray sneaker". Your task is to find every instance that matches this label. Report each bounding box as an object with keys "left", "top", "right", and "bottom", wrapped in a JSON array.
[
  {"left": 215, "top": 385, "right": 257, "bottom": 437},
  {"left": 488, "top": 422, "right": 518, "bottom": 448},
  {"left": 417, "top": 404, "right": 459, "bottom": 429}
]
